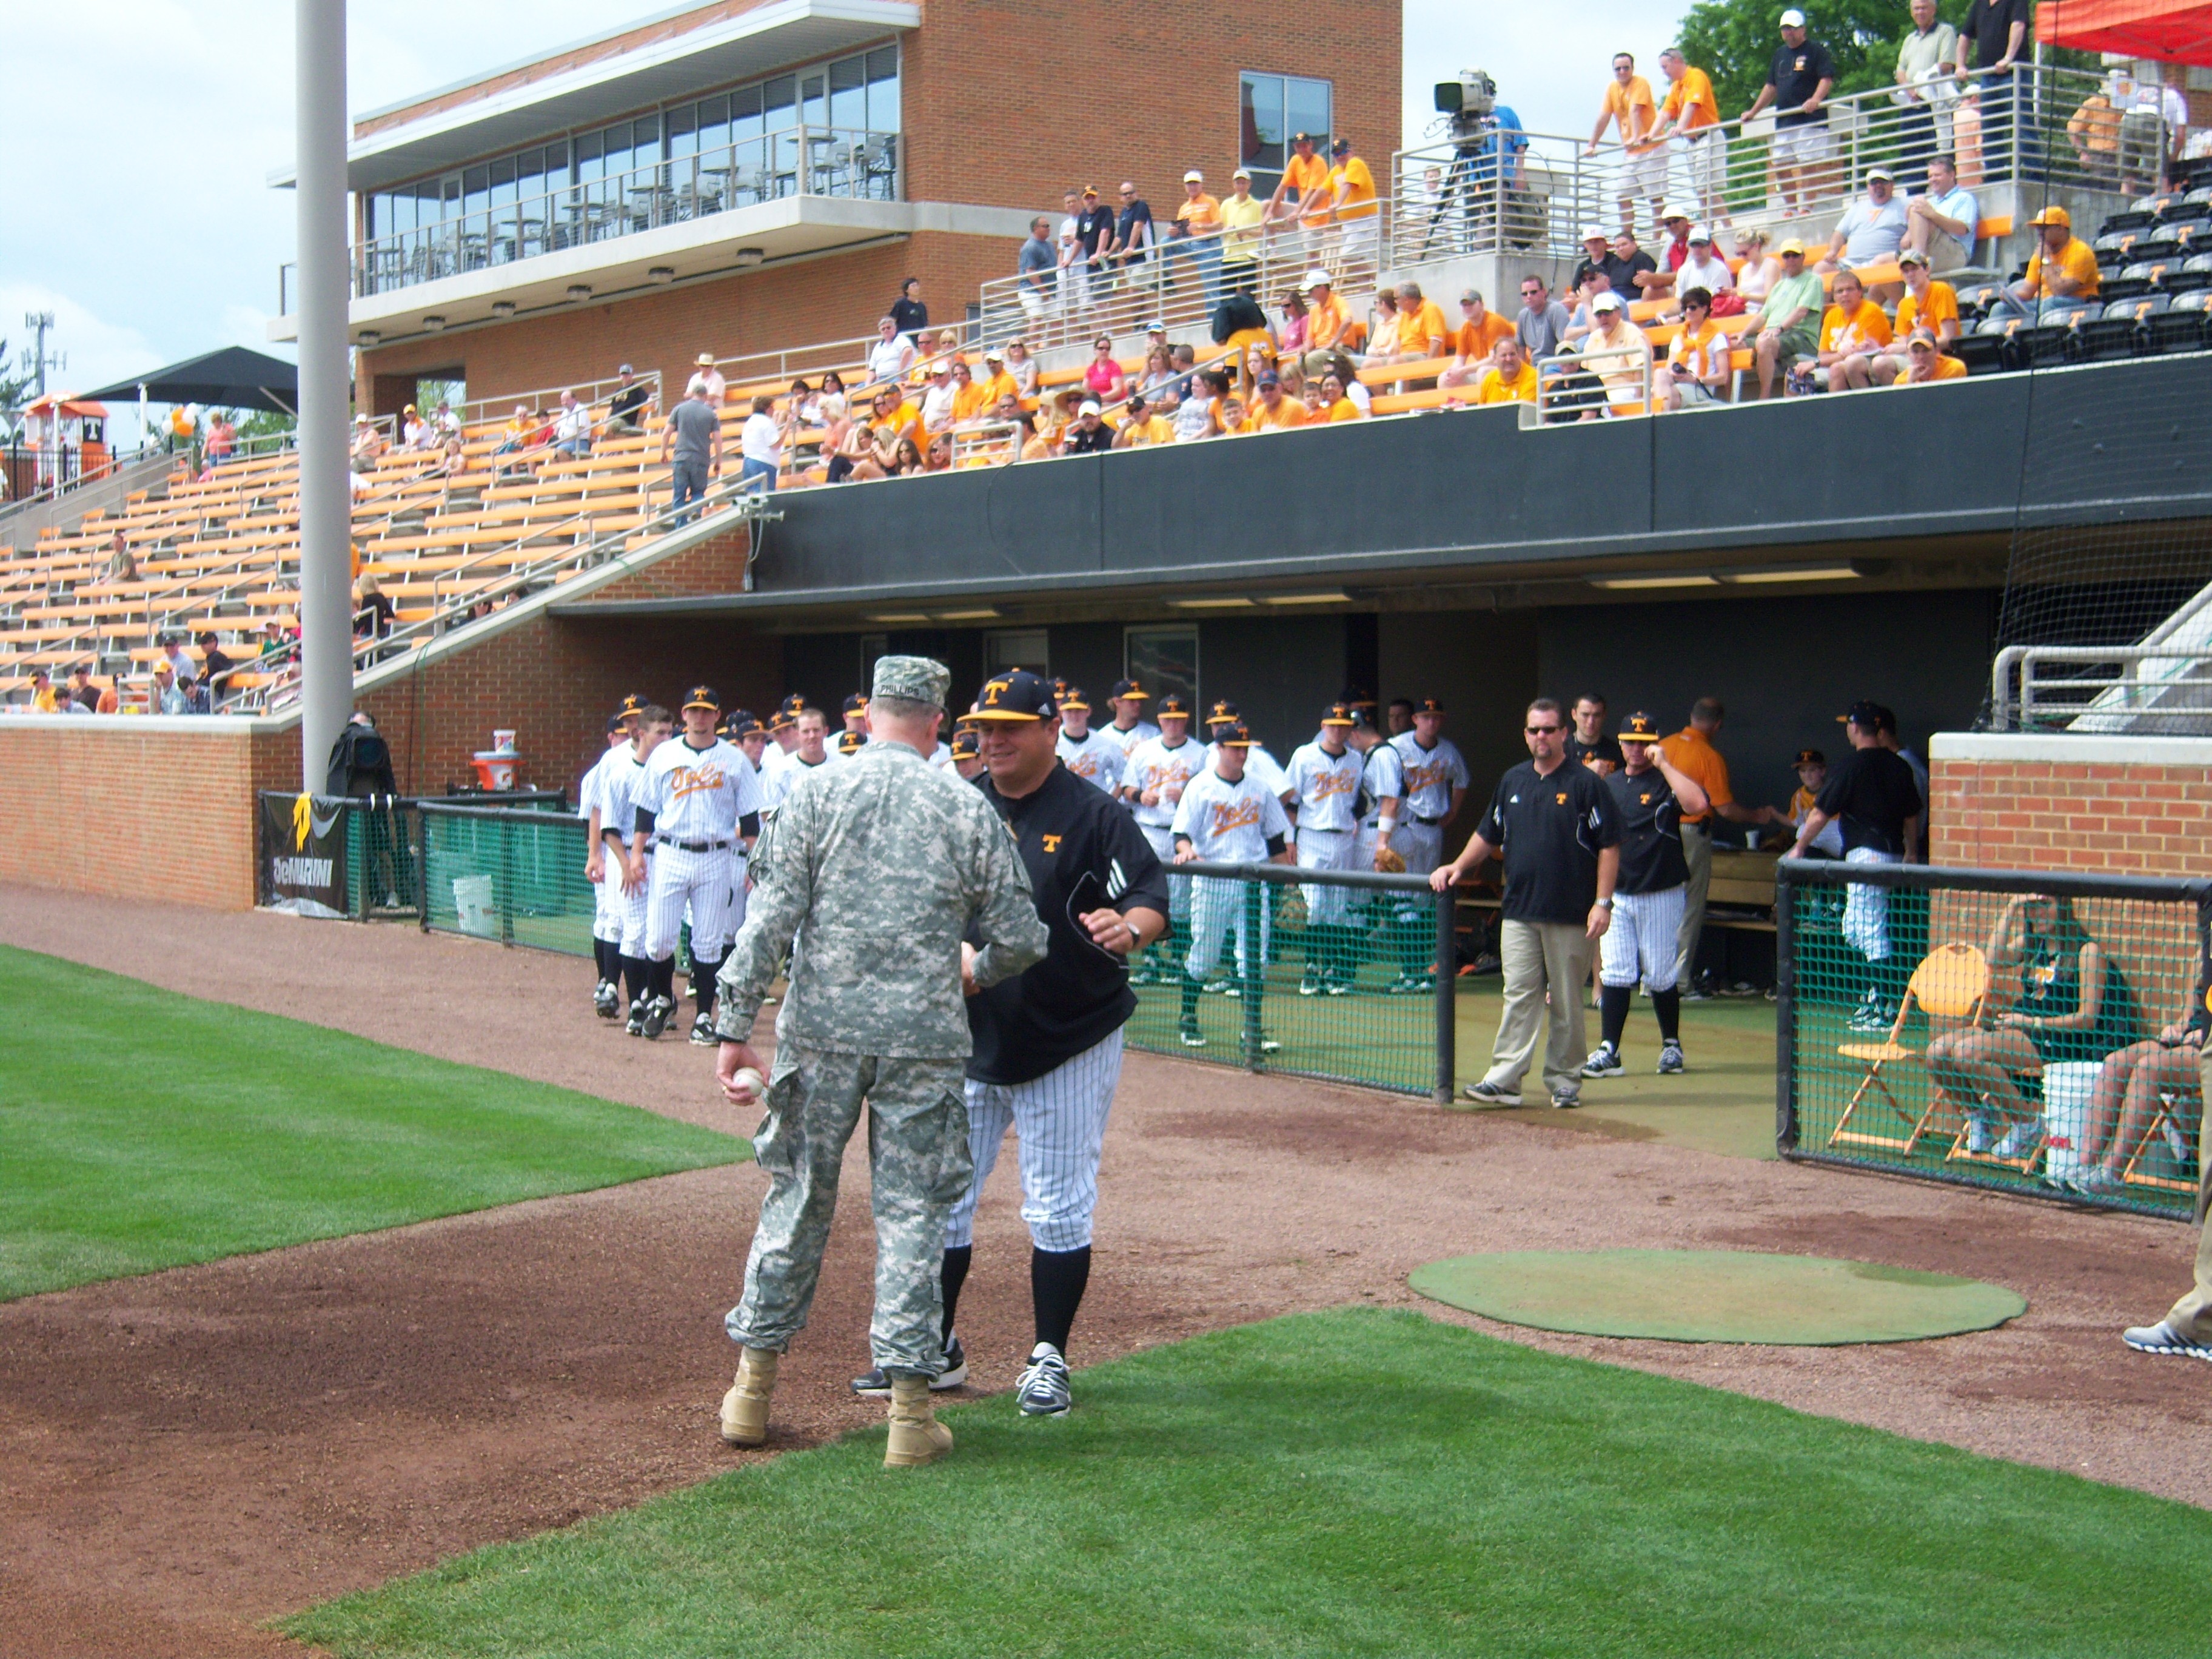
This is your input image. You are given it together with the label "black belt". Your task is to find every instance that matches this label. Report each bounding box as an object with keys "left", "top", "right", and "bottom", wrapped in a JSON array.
[
  {"left": 659, "top": 837, "right": 732, "bottom": 853},
  {"left": 1413, "top": 814, "right": 1446, "bottom": 826}
]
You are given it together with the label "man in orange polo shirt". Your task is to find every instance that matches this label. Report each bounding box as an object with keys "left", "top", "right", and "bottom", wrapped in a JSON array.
[
  {"left": 1304, "top": 270, "right": 1352, "bottom": 351},
  {"left": 1326, "top": 137, "right": 1379, "bottom": 273},
  {"left": 1436, "top": 289, "right": 1517, "bottom": 389},
  {"left": 1474, "top": 337, "right": 1540, "bottom": 403},
  {"left": 1396, "top": 280, "right": 1450, "bottom": 359},
  {"left": 1173, "top": 169, "right": 1224, "bottom": 310},
  {"left": 1993, "top": 205, "right": 2100, "bottom": 322},
  {"left": 1649, "top": 46, "right": 1730, "bottom": 235},
  {"left": 1587, "top": 52, "right": 1663, "bottom": 236},
  {"left": 1267, "top": 132, "right": 1332, "bottom": 259},
  {"left": 1657, "top": 697, "right": 1772, "bottom": 995},
  {"left": 1243, "top": 370, "right": 1309, "bottom": 431}
]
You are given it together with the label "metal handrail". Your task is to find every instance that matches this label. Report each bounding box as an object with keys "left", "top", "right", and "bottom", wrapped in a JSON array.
[
  {"left": 1391, "top": 61, "right": 2128, "bottom": 268},
  {"left": 1529, "top": 337, "right": 1654, "bottom": 424},
  {"left": 447, "top": 370, "right": 663, "bottom": 437},
  {"left": 288, "top": 127, "right": 902, "bottom": 312},
  {"left": 1990, "top": 643, "right": 2212, "bottom": 734}
]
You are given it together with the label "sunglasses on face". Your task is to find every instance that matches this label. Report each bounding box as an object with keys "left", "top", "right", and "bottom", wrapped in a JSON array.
[{"left": 1526, "top": 724, "right": 1561, "bottom": 735}]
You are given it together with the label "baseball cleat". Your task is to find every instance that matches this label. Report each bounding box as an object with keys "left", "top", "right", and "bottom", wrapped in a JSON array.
[
  {"left": 1989, "top": 1119, "right": 2040, "bottom": 1162},
  {"left": 1384, "top": 974, "right": 1424, "bottom": 995},
  {"left": 2122, "top": 1321, "right": 2212, "bottom": 1361},
  {"left": 1299, "top": 970, "right": 1322, "bottom": 997},
  {"left": 1550, "top": 1087, "right": 1581, "bottom": 1110},
  {"left": 626, "top": 999, "right": 646, "bottom": 1036},
  {"left": 1016, "top": 1342, "right": 1073, "bottom": 1417},
  {"left": 688, "top": 1012, "right": 717, "bottom": 1046},
  {"left": 1581, "top": 1043, "right": 1624, "bottom": 1078},
  {"left": 1202, "top": 977, "right": 1232, "bottom": 996},
  {"left": 1324, "top": 976, "right": 1353, "bottom": 996},
  {"left": 594, "top": 979, "right": 620, "bottom": 1019},
  {"left": 642, "top": 995, "right": 674, "bottom": 1040},
  {"left": 1847, "top": 988, "right": 1889, "bottom": 1031},
  {"left": 1462, "top": 1080, "right": 1521, "bottom": 1106},
  {"left": 852, "top": 1333, "right": 967, "bottom": 1398},
  {"left": 1657, "top": 1041, "right": 1686, "bottom": 1075},
  {"left": 1178, "top": 1022, "right": 1207, "bottom": 1048}
]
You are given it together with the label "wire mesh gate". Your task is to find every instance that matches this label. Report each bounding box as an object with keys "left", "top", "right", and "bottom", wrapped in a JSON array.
[{"left": 1777, "top": 857, "right": 2209, "bottom": 1219}]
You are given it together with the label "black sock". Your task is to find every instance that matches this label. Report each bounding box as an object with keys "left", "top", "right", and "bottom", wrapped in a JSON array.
[
  {"left": 622, "top": 955, "right": 649, "bottom": 1006},
  {"left": 651, "top": 957, "right": 676, "bottom": 1001},
  {"left": 1653, "top": 988, "right": 1681, "bottom": 1044},
  {"left": 940, "top": 1244, "right": 972, "bottom": 1342},
  {"left": 1601, "top": 983, "right": 1632, "bottom": 1051},
  {"left": 1180, "top": 976, "right": 1201, "bottom": 1027},
  {"left": 592, "top": 939, "right": 611, "bottom": 981},
  {"left": 1031, "top": 1245, "right": 1091, "bottom": 1354},
  {"left": 691, "top": 950, "right": 723, "bottom": 1019}
]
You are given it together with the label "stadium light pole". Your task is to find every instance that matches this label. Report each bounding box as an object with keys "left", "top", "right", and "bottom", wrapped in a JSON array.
[{"left": 295, "top": 0, "right": 353, "bottom": 793}]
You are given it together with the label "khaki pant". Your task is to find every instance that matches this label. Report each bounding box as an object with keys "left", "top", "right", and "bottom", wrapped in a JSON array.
[
  {"left": 2160, "top": 1051, "right": 2212, "bottom": 1342},
  {"left": 1672, "top": 822, "right": 1712, "bottom": 990},
  {"left": 1486, "top": 918, "right": 1597, "bottom": 1100}
]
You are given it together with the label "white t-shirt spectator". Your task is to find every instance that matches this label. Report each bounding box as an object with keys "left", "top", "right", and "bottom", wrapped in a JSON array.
[
  {"left": 1677, "top": 250, "right": 1735, "bottom": 294},
  {"left": 555, "top": 402, "right": 592, "bottom": 446},
  {"left": 867, "top": 334, "right": 915, "bottom": 384},
  {"left": 920, "top": 379, "right": 958, "bottom": 433},
  {"left": 740, "top": 411, "right": 782, "bottom": 467},
  {"left": 1173, "top": 390, "right": 1218, "bottom": 443}
]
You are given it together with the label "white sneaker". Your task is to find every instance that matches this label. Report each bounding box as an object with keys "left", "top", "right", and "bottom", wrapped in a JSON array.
[
  {"left": 1989, "top": 1119, "right": 2040, "bottom": 1161},
  {"left": 1016, "top": 1342, "right": 1072, "bottom": 1416},
  {"left": 1963, "top": 1110, "right": 1995, "bottom": 1155},
  {"left": 1580, "top": 1044, "right": 1624, "bottom": 1078},
  {"left": 2123, "top": 1321, "right": 2212, "bottom": 1360}
]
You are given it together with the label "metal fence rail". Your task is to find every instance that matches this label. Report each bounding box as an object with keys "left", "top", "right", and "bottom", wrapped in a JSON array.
[{"left": 1777, "top": 856, "right": 2209, "bottom": 1219}]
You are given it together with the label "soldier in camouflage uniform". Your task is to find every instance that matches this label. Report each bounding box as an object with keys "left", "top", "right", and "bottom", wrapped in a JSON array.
[{"left": 711, "top": 654, "right": 1050, "bottom": 1467}]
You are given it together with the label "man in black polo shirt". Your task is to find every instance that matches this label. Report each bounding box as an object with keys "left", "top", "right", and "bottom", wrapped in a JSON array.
[
  {"left": 1564, "top": 692, "right": 1624, "bottom": 775},
  {"left": 1432, "top": 697, "right": 1620, "bottom": 1108},
  {"left": 1789, "top": 700, "right": 1923, "bottom": 1030},
  {"left": 851, "top": 669, "right": 1168, "bottom": 1419},
  {"left": 1742, "top": 10, "right": 1838, "bottom": 212},
  {"left": 1959, "top": 0, "right": 2031, "bottom": 169}
]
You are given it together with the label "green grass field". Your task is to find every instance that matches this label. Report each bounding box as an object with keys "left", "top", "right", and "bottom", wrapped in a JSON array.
[
  {"left": 284, "top": 1307, "right": 2212, "bottom": 1658},
  {"left": 0, "top": 945, "right": 744, "bottom": 1301}
]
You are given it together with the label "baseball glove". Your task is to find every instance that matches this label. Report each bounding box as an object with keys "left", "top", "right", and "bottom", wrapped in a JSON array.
[{"left": 1373, "top": 847, "right": 1406, "bottom": 874}]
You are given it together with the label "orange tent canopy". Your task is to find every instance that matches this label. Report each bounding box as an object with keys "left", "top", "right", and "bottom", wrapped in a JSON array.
[
  {"left": 2041, "top": 0, "right": 2212, "bottom": 63},
  {"left": 21, "top": 394, "right": 110, "bottom": 421}
]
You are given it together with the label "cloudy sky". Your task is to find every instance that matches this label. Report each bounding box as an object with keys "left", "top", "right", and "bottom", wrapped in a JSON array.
[{"left": 4, "top": 1, "right": 1671, "bottom": 434}]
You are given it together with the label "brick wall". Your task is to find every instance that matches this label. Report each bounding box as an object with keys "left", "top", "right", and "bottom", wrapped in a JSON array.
[
  {"left": 1928, "top": 734, "right": 2212, "bottom": 876},
  {"left": 0, "top": 722, "right": 295, "bottom": 909}
]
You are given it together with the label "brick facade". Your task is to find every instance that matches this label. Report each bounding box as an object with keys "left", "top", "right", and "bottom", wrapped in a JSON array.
[
  {"left": 353, "top": 0, "right": 1400, "bottom": 411},
  {"left": 1927, "top": 734, "right": 2212, "bottom": 876},
  {"left": 0, "top": 722, "right": 295, "bottom": 909}
]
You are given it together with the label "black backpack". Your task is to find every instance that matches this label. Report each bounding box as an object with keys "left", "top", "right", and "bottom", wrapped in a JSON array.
[{"left": 1211, "top": 293, "right": 1267, "bottom": 345}]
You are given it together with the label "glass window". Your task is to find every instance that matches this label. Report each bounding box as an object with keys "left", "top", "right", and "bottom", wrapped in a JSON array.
[
  {"left": 763, "top": 75, "right": 796, "bottom": 131},
  {"left": 1124, "top": 627, "right": 1198, "bottom": 713},
  {"left": 985, "top": 630, "right": 1050, "bottom": 677},
  {"left": 632, "top": 112, "right": 661, "bottom": 167},
  {"left": 668, "top": 102, "right": 698, "bottom": 159},
  {"left": 830, "top": 56, "right": 865, "bottom": 132},
  {"left": 732, "top": 82, "right": 763, "bottom": 147},
  {"left": 1240, "top": 72, "right": 1330, "bottom": 198},
  {"left": 697, "top": 93, "right": 729, "bottom": 153},
  {"left": 867, "top": 46, "right": 900, "bottom": 132},
  {"left": 463, "top": 165, "right": 489, "bottom": 219},
  {"left": 575, "top": 127, "right": 604, "bottom": 181},
  {"left": 1284, "top": 77, "right": 1330, "bottom": 152},
  {"left": 489, "top": 155, "right": 516, "bottom": 209},
  {"left": 801, "top": 72, "right": 826, "bottom": 128}
]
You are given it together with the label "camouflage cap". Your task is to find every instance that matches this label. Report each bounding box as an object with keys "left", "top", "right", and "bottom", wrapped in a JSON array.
[{"left": 871, "top": 653, "right": 951, "bottom": 708}]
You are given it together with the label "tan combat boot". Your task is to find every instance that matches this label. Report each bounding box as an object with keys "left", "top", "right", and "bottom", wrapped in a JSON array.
[
  {"left": 719, "top": 1346, "right": 778, "bottom": 1446},
  {"left": 884, "top": 1372, "right": 954, "bottom": 1467}
]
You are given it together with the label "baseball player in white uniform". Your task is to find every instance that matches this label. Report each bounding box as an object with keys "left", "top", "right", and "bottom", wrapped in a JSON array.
[
  {"left": 580, "top": 707, "right": 634, "bottom": 1017},
  {"left": 601, "top": 703, "right": 670, "bottom": 1033},
  {"left": 757, "top": 697, "right": 805, "bottom": 796},
  {"left": 1099, "top": 678, "right": 1160, "bottom": 766},
  {"left": 1054, "top": 686, "right": 1127, "bottom": 796},
  {"left": 1121, "top": 693, "right": 1204, "bottom": 982},
  {"left": 1386, "top": 697, "right": 1470, "bottom": 993},
  {"left": 1286, "top": 702, "right": 1364, "bottom": 996},
  {"left": 1204, "top": 699, "right": 1292, "bottom": 802},
  {"left": 1350, "top": 711, "right": 1406, "bottom": 874},
  {"left": 763, "top": 706, "right": 834, "bottom": 806},
  {"left": 626, "top": 685, "right": 764, "bottom": 1043},
  {"left": 1171, "top": 722, "right": 1293, "bottom": 1050}
]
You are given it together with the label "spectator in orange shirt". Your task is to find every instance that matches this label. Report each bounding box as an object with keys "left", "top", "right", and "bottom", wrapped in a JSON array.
[
  {"left": 1649, "top": 46, "right": 1730, "bottom": 235},
  {"left": 1437, "top": 289, "right": 1517, "bottom": 389},
  {"left": 871, "top": 384, "right": 922, "bottom": 447},
  {"left": 975, "top": 347, "right": 1021, "bottom": 411},
  {"left": 1655, "top": 287, "right": 1732, "bottom": 409},
  {"left": 1992, "top": 205, "right": 2101, "bottom": 323},
  {"left": 950, "top": 358, "right": 991, "bottom": 425},
  {"left": 1304, "top": 270, "right": 1352, "bottom": 350},
  {"left": 1889, "top": 327, "right": 1969, "bottom": 385},
  {"left": 1475, "top": 337, "right": 1540, "bottom": 404},
  {"left": 1872, "top": 249, "right": 1960, "bottom": 381},
  {"left": 1819, "top": 269, "right": 1895, "bottom": 390},
  {"left": 1244, "top": 371, "right": 1310, "bottom": 431},
  {"left": 1267, "top": 132, "right": 1333, "bottom": 253},
  {"left": 1397, "top": 281, "right": 1450, "bottom": 358},
  {"left": 1173, "top": 169, "right": 1225, "bottom": 310},
  {"left": 1319, "top": 370, "right": 1362, "bottom": 421},
  {"left": 1587, "top": 52, "right": 1663, "bottom": 236},
  {"left": 1326, "top": 137, "right": 1380, "bottom": 273}
]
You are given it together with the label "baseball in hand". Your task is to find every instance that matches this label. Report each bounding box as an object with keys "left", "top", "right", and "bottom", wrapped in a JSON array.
[{"left": 731, "top": 1067, "right": 765, "bottom": 1104}]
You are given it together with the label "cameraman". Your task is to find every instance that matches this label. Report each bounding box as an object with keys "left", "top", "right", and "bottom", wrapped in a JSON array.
[{"left": 1432, "top": 72, "right": 1527, "bottom": 256}]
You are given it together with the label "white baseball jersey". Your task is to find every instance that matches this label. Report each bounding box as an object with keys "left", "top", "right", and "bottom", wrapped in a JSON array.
[
  {"left": 1057, "top": 728, "right": 1127, "bottom": 794},
  {"left": 600, "top": 749, "right": 654, "bottom": 845},
  {"left": 1125, "top": 735, "right": 1205, "bottom": 831},
  {"left": 1285, "top": 739, "right": 1362, "bottom": 833},
  {"left": 764, "top": 751, "right": 834, "bottom": 807},
  {"left": 1391, "top": 734, "right": 1469, "bottom": 822},
  {"left": 1356, "top": 740, "right": 1406, "bottom": 826},
  {"left": 1099, "top": 719, "right": 1158, "bottom": 763},
  {"left": 578, "top": 748, "right": 611, "bottom": 822},
  {"left": 1171, "top": 764, "right": 1292, "bottom": 862},
  {"left": 759, "top": 741, "right": 798, "bottom": 794},
  {"left": 637, "top": 737, "right": 763, "bottom": 842}
]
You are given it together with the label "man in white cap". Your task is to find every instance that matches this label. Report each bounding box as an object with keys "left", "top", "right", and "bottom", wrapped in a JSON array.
[
  {"left": 1572, "top": 225, "right": 1613, "bottom": 295},
  {"left": 1304, "top": 270, "right": 1352, "bottom": 352},
  {"left": 1065, "top": 400, "right": 1114, "bottom": 454},
  {"left": 1742, "top": 10, "right": 1837, "bottom": 212},
  {"left": 1580, "top": 292, "right": 1651, "bottom": 411},
  {"left": 1174, "top": 169, "right": 1224, "bottom": 311},
  {"left": 1676, "top": 225, "right": 1735, "bottom": 304}
]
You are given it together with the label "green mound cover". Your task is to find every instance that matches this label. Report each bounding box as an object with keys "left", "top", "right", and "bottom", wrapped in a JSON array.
[{"left": 1409, "top": 1248, "right": 2026, "bottom": 1345}]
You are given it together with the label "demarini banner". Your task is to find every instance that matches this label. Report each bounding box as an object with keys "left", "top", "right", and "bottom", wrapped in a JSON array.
[{"left": 263, "top": 793, "right": 349, "bottom": 918}]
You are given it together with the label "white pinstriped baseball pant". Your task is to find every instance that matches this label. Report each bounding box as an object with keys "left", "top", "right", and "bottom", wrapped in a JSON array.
[
  {"left": 1296, "top": 825, "right": 1358, "bottom": 923},
  {"left": 945, "top": 1030, "right": 1124, "bottom": 1253},
  {"left": 1598, "top": 885, "right": 1687, "bottom": 992},
  {"left": 590, "top": 848, "right": 624, "bottom": 944},
  {"left": 643, "top": 843, "right": 743, "bottom": 960},
  {"left": 617, "top": 851, "right": 652, "bottom": 958},
  {"left": 1139, "top": 822, "right": 1191, "bottom": 919}
]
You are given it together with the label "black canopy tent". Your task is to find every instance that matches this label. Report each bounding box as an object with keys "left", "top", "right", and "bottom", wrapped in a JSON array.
[{"left": 80, "top": 346, "right": 300, "bottom": 415}]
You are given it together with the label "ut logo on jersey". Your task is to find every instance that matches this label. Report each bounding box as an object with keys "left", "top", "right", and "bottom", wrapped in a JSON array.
[
  {"left": 1212, "top": 799, "right": 1264, "bottom": 833},
  {"left": 671, "top": 764, "right": 725, "bottom": 796},
  {"left": 1639, "top": 791, "right": 1654, "bottom": 805},
  {"left": 1040, "top": 834, "right": 1063, "bottom": 853},
  {"left": 1555, "top": 792, "right": 1567, "bottom": 805}
]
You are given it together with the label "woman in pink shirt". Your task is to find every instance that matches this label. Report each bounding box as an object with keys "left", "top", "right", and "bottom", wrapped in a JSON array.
[{"left": 1083, "top": 335, "right": 1127, "bottom": 403}]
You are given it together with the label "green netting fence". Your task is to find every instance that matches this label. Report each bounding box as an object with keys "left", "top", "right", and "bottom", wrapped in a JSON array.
[
  {"left": 419, "top": 802, "right": 600, "bottom": 954},
  {"left": 1122, "top": 862, "right": 1454, "bottom": 1100},
  {"left": 1778, "top": 857, "right": 2210, "bottom": 1219},
  {"left": 258, "top": 791, "right": 569, "bottom": 919}
]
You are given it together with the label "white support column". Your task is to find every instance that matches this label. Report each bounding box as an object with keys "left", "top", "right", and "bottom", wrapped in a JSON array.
[{"left": 295, "top": 0, "right": 353, "bottom": 791}]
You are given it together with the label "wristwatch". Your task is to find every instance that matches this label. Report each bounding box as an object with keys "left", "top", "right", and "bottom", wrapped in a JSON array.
[{"left": 1595, "top": 897, "right": 1614, "bottom": 910}]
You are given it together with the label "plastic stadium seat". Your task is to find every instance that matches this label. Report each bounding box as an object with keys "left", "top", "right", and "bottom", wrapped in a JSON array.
[
  {"left": 1954, "top": 280, "right": 2006, "bottom": 320},
  {"left": 1952, "top": 317, "right": 2017, "bottom": 374},
  {"left": 2074, "top": 293, "right": 2171, "bottom": 361},
  {"left": 2144, "top": 295, "right": 2210, "bottom": 354},
  {"left": 2099, "top": 207, "right": 2153, "bottom": 235}
]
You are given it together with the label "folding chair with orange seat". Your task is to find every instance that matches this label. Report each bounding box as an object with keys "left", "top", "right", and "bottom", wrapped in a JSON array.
[{"left": 1829, "top": 942, "right": 1990, "bottom": 1155}]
